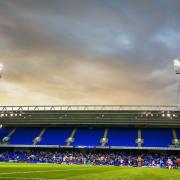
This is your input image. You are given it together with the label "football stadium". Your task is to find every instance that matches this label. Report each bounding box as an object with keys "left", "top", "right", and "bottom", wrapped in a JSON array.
[
  {"left": 1, "top": 0, "right": 180, "bottom": 180},
  {"left": 0, "top": 105, "right": 180, "bottom": 179}
]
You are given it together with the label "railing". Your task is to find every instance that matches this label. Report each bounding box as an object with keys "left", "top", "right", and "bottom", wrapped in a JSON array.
[{"left": 0, "top": 105, "right": 180, "bottom": 111}]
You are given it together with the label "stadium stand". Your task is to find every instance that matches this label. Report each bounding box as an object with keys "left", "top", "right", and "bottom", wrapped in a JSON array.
[
  {"left": 0, "top": 127, "right": 179, "bottom": 148},
  {"left": 0, "top": 105, "right": 179, "bottom": 168}
]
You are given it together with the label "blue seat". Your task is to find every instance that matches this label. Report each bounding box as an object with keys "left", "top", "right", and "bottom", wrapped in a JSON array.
[
  {"left": 1, "top": 127, "right": 177, "bottom": 148},
  {"left": 107, "top": 128, "right": 137, "bottom": 146},
  {"left": 176, "top": 128, "right": 180, "bottom": 139},
  {"left": 0, "top": 128, "right": 11, "bottom": 141},
  {"left": 39, "top": 128, "right": 72, "bottom": 145},
  {"left": 73, "top": 128, "right": 104, "bottom": 146},
  {"left": 10, "top": 128, "right": 41, "bottom": 145},
  {"left": 142, "top": 128, "right": 172, "bottom": 147}
]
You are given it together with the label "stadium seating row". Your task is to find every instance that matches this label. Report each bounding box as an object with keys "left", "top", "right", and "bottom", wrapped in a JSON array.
[{"left": 0, "top": 127, "right": 180, "bottom": 147}]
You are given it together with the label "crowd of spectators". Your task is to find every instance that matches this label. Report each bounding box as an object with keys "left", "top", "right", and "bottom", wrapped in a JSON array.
[{"left": 0, "top": 150, "right": 179, "bottom": 168}]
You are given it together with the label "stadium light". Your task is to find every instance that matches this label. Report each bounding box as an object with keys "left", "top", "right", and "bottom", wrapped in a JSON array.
[
  {"left": 161, "top": 111, "right": 177, "bottom": 118},
  {"left": 0, "top": 63, "right": 4, "bottom": 78},
  {"left": 174, "top": 59, "right": 180, "bottom": 74},
  {"left": 174, "top": 59, "right": 180, "bottom": 106},
  {"left": 167, "top": 112, "right": 171, "bottom": 118},
  {"left": 0, "top": 124, "right": 2, "bottom": 128},
  {"left": 0, "top": 113, "right": 4, "bottom": 117},
  {"left": 0, "top": 112, "right": 22, "bottom": 117},
  {"left": 173, "top": 113, "right": 176, "bottom": 117},
  {"left": 162, "top": 113, "right": 165, "bottom": 117}
]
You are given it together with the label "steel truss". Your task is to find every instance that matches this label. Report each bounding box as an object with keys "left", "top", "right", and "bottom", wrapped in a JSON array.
[{"left": 0, "top": 105, "right": 180, "bottom": 112}]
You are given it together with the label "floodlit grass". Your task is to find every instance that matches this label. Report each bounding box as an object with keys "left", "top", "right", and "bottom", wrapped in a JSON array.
[{"left": 0, "top": 163, "right": 179, "bottom": 180}]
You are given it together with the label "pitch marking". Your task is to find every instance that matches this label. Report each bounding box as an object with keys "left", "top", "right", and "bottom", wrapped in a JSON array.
[
  {"left": 0, "top": 168, "right": 92, "bottom": 175},
  {"left": 0, "top": 177, "right": 66, "bottom": 180}
]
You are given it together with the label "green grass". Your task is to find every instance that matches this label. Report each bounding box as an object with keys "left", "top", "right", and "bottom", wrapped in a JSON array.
[{"left": 0, "top": 163, "right": 179, "bottom": 180}]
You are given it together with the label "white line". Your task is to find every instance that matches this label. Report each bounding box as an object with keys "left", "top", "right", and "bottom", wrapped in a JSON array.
[
  {"left": 0, "top": 168, "right": 92, "bottom": 175},
  {"left": 0, "top": 177, "right": 66, "bottom": 180}
]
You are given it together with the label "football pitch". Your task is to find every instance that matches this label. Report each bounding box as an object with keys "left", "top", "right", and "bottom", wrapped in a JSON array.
[{"left": 0, "top": 163, "right": 179, "bottom": 180}]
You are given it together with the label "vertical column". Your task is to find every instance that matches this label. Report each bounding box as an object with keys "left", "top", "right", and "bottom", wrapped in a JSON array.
[
  {"left": 33, "top": 128, "right": 46, "bottom": 145},
  {"left": 66, "top": 128, "right": 77, "bottom": 146},
  {"left": 172, "top": 129, "right": 179, "bottom": 145},
  {"left": 100, "top": 128, "right": 108, "bottom": 146},
  {"left": 2, "top": 128, "right": 16, "bottom": 144},
  {"left": 136, "top": 128, "right": 144, "bottom": 147}
]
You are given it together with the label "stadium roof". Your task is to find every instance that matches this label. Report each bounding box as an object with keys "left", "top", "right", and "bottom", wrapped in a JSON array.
[
  {"left": 0, "top": 105, "right": 180, "bottom": 111},
  {"left": 0, "top": 105, "right": 180, "bottom": 128}
]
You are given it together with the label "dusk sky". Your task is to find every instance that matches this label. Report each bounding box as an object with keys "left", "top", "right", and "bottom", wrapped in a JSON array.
[{"left": 0, "top": 0, "right": 180, "bottom": 105}]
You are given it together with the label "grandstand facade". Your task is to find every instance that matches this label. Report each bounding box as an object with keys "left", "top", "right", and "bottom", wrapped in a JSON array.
[{"left": 0, "top": 105, "right": 180, "bottom": 150}]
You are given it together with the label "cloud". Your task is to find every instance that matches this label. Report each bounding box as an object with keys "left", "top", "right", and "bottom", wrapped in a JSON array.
[{"left": 0, "top": 0, "right": 180, "bottom": 105}]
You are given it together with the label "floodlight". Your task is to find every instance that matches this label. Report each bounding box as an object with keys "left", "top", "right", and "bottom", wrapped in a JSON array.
[
  {"left": 0, "top": 124, "right": 2, "bottom": 128},
  {"left": 0, "top": 63, "right": 3, "bottom": 77},
  {"left": 0, "top": 113, "right": 4, "bottom": 117},
  {"left": 167, "top": 112, "right": 171, "bottom": 117},
  {"left": 174, "top": 59, "right": 180, "bottom": 74}
]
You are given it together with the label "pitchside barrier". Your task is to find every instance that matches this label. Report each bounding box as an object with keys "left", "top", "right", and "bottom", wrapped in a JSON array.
[{"left": 0, "top": 144, "right": 180, "bottom": 151}]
